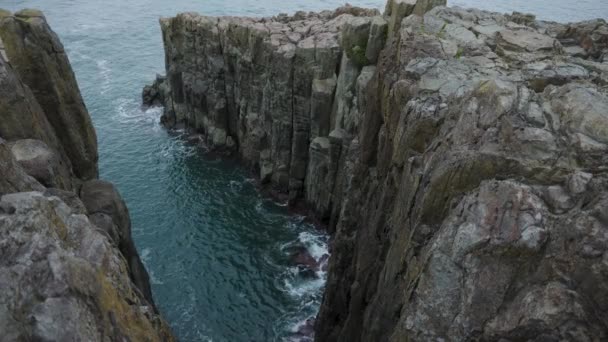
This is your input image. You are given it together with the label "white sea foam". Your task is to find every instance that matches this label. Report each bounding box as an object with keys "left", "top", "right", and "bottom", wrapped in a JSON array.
[
  {"left": 274, "top": 199, "right": 289, "bottom": 207},
  {"left": 158, "top": 140, "right": 196, "bottom": 160},
  {"left": 140, "top": 247, "right": 151, "bottom": 262},
  {"left": 282, "top": 277, "right": 326, "bottom": 299},
  {"left": 139, "top": 248, "right": 164, "bottom": 285},
  {"left": 96, "top": 59, "right": 111, "bottom": 94},
  {"left": 110, "top": 97, "right": 163, "bottom": 131},
  {"left": 297, "top": 231, "right": 328, "bottom": 261}
]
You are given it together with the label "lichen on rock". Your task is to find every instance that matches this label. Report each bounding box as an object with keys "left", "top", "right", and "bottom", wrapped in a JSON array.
[
  {"left": 145, "top": 0, "right": 608, "bottom": 340},
  {"left": 0, "top": 9, "right": 175, "bottom": 341}
]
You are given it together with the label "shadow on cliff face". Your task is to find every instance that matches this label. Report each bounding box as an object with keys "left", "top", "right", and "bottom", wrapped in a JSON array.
[
  {"left": 0, "top": 8, "right": 175, "bottom": 341},
  {"left": 141, "top": 0, "right": 608, "bottom": 340}
]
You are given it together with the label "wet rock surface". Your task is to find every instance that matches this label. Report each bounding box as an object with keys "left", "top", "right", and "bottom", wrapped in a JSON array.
[
  {"left": 148, "top": 0, "right": 608, "bottom": 341},
  {"left": 0, "top": 9, "right": 174, "bottom": 341}
]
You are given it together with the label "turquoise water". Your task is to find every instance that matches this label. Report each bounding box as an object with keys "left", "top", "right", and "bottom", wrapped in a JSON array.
[{"left": 1, "top": 0, "right": 605, "bottom": 341}]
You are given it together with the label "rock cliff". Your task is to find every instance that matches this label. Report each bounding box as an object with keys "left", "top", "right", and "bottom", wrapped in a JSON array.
[
  {"left": 147, "top": 1, "right": 608, "bottom": 341},
  {"left": 0, "top": 9, "right": 174, "bottom": 341}
]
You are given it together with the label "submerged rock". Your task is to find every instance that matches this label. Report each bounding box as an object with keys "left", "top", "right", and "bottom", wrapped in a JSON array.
[
  {"left": 289, "top": 318, "right": 316, "bottom": 342},
  {"left": 147, "top": 1, "right": 608, "bottom": 341},
  {"left": 288, "top": 244, "right": 329, "bottom": 275}
]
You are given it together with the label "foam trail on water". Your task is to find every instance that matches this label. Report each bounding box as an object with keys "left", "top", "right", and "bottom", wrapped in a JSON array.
[
  {"left": 298, "top": 231, "right": 328, "bottom": 261},
  {"left": 275, "top": 219, "right": 330, "bottom": 341},
  {"left": 140, "top": 248, "right": 164, "bottom": 285},
  {"left": 96, "top": 59, "right": 111, "bottom": 94}
]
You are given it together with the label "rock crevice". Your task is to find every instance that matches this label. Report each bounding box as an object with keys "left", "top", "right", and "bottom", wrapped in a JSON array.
[{"left": 147, "top": 1, "right": 608, "bottom": 340}]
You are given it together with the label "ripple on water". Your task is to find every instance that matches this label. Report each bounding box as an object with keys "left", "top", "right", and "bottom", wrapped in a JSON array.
[{"left": 5, "top": 0, "right": 601, "bottom": 340}]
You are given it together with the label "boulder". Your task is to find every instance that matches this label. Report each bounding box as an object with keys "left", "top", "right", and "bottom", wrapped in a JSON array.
[
  {"left": 0, "top": 142, "right": 44, "bottom": 195},
  {"left": 10, "top": 139, "right": 73, "bottom": 189}
]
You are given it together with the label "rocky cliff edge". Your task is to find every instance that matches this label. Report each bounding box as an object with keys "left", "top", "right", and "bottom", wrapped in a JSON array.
[
  {"left": 145, "top": 0, "right": 608, "bottom": 341},
  {"left": 0, "top": 9, "right": 174, "bottom": 341}
]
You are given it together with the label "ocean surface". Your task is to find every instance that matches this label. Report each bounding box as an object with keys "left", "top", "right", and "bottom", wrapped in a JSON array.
[{"left": 1, "top": 0, "right": 606, "bottom": 341}]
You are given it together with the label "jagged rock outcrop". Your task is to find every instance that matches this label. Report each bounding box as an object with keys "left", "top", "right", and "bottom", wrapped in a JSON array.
[
  {"left": 0, "top": 192, "right": 173, "bottom": 341},
  {"left": 0, "top": 9, "right": 174, "bottom": 341},
  {"left": 80, "top": 180, "right": 157, "bottom": 308},
  {"left": 145, "top": 5, "right": 382, "bottom": 203},
  {"left": 0, "top": 9, "right": 98, "bottom": 181},
  {"left": 315, "top": 7, "right": 608, "bottom": 342},
  {"left": 148, "top": 1, "right": 608, "bottom": 341}
]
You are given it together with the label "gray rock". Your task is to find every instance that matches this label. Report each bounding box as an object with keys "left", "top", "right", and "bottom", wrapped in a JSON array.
[
  {"left": 366, "top": 16, "right": 388, "bottom": 64},
  {"left": 0, "top": 10, "right": 99, "bottom": 180},
  {"left": 145, "top": 2, "right": 608, "bottom": 342},
  {"left": 386, "top": 0, "right": 417, "bottom": 37},
  {"left": 0, "top": 9, "right": 174, "bottom": 341},
  {"left": 10, "top": 139, "right": 73, "bottom": 189},
  {"left": 341, "top": 17, "right": 372, "bottom": 66},
  {"left": 0, "top": 192, "right": 173, "bottom": 341},
  {"left": 80, "top": 180, "right": 155, "bottom": 307},
  {"left": 0, "top": 142, "right": 44, "bottom": 195},
  {"left": 0, "top": 53, "right": 68, "bottom": 173},
  {"left": 311, "top": 77, "right": 337, "bottom": 138},
  {"left": 151, "top": 6, "right": 375, "bottom": 199},
  {"left": 43, "top": 188, "right": 87, "bottom": 215},
  {"left": 314, "top": 5, "right": 608, "bottom": 342},
  {"left": 496, "top": 28, "right": 562, "bottom": 63},
  {"left": 568, "top": 171, "right": 593, "bottom": 195},
  {"left": 142, "top": 74, "right": 168, "bottom": 107}
]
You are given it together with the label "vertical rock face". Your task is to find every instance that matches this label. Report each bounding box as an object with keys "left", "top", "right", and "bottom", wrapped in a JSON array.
[
  {"left": 148, "top": 5, "right": 381, "bottom": 203},
  {"left": 149, "top": 1, "right": 608, "bottom": 341},
  {"left": 0, "top": 9, "right": 174, "bottom": 341},
  {"left": 0, "top": 9, "right": 98, "bottom": 181},
  {"left": 315, "top": 6, "right": 608, "bottom": 342}
]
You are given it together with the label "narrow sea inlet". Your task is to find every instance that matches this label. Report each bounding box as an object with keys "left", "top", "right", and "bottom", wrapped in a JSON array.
[{"left": 3, "top": 0, "right": 605, "bottom": 341}]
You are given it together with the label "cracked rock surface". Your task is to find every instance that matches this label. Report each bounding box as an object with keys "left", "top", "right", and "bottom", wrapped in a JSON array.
[
  {"left": 0, "top": 9, "right": 175, "bottom": 341},
  {"left": 148, "top": 1, "right": 608, "bottom": 340}
]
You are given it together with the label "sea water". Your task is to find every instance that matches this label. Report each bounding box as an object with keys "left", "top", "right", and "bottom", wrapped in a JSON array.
[{"left": 1, "top": 0, "right": 605, "bottom": 340}]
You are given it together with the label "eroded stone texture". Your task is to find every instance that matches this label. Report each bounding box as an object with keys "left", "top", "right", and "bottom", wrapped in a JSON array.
[
  {"left": 148, "top": 1, "right": 608, "bottom": 341},
  {"left": 10, "top": 139, "right": 73, "bottom": 190},
  {"left": 147, "top": 5, "right": 388, "bottom": 203},
  {"left": 0, "top": 9, "right": 98, "bottom": 180},
  {"left": 316, "top": 6, "right": 608, "bottom": 342},
  {"left": 0, "top": 55, "right": 70, "bottom": 182},
  {"left": 0, "top": 9, "right": 174, "bottom": 341},
  {"left": 80, "top": 180, "right": 156, "bottom": 308},
  {"left": 0, "top": 141, "right": 44, "bottom": 195},
  {"left": 0, "top": 192, "right": 173, "bottom": 341}
]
